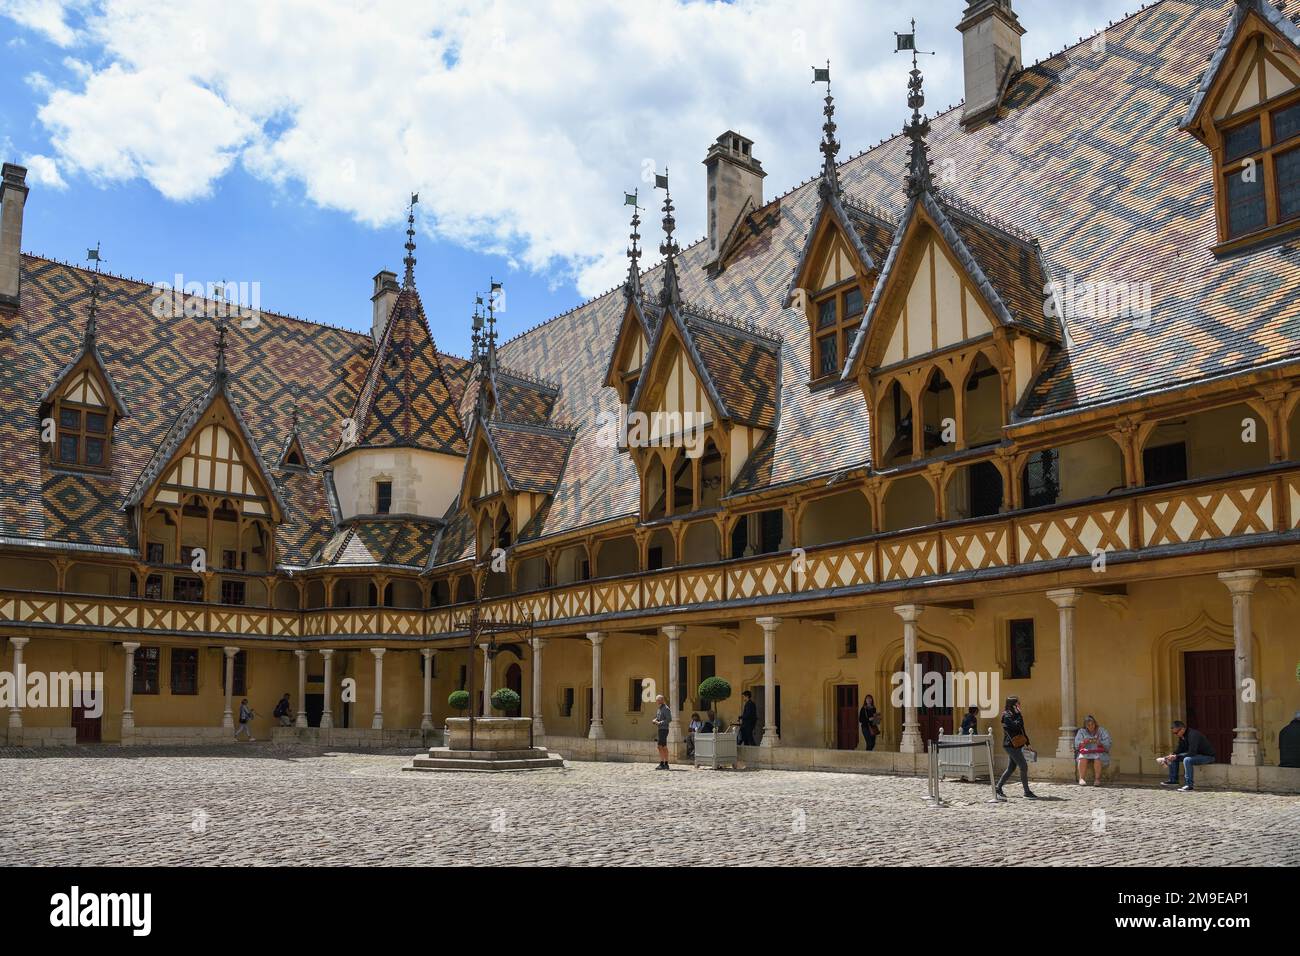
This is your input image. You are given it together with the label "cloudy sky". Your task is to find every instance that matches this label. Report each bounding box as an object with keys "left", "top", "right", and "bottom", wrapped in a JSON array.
[{"left": 0, "top": 0, "right": 1138, "bottom": 352}]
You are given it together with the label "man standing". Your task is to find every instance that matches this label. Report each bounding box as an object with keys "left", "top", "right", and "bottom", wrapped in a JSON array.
[
  {"left": 652, "top": 694, "right": 672, "bottom": 770},
  {"left": 1158, "top": 720, "right": 1215, "bottom": 791},
  {"left": 739, "top": 690, "right": 758, "bottom": 746}
]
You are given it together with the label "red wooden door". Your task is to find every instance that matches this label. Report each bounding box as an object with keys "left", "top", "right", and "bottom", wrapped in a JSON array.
[
  {"left": 1184, "top": 650, "right": 1233, "bottom": 760},
  {"left": 917, "top": 652, "right": 954, "bottom": 745},
  {"left": 834, "top": 685, "right": 859, "bottom": 750},
  {"left": 71, "top": 704, "right": 101, "bottom": 743}
]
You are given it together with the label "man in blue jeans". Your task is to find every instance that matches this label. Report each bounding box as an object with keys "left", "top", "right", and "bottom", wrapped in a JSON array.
[{"left": 1158, "top": 720, "right": 1215, "bottom": 791}]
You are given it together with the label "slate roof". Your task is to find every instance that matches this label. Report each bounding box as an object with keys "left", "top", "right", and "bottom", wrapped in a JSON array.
[
  {"left": 313, "top": 517, "right": 442, "bottom": 569},
  {"left": 5, "top": 0, "right": 1300, "bottom": 569},
  {"left": 342, "top": 284, "right": 466, "bottom": 456},
  {"left": 485, "top": 419, "right": 575, "bottom": 494}
]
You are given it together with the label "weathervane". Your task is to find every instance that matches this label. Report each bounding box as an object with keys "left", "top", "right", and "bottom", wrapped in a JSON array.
[
  {"left": 84, "top": 242, "right": 104, "bottom": 345},
  {"left": 623, "top": 188, "right": 643, "bottom": 303},
  {"left": 655, "top": 169, "right": 680, "bottom": 310},
  {"left": 811, "top": 60, "right": 839, "bottom": 196},
  {"left": 897, "top": 19, "right": 936, "bottom": 197},
  {"left": 403, "top": 192, "right": 419, "bottom": 288}
]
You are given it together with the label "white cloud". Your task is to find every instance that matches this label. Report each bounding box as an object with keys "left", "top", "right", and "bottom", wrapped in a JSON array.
[
  {"left": 3, "top": 0, "right": 1138, "bottom": 296},
  {"left": 0, "top": 0, "right": 82, "bottom": 47},
  {"left": 22, "top": 152, "right": 66, "bottom": 188}
]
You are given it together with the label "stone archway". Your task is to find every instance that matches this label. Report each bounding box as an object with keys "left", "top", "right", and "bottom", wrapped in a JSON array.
[
  {"left": 873, "top": 629, "right": 966, "bottom": 748},
  {"left": 1149, "top": 610, "right": 1254, "bottom": 757}
]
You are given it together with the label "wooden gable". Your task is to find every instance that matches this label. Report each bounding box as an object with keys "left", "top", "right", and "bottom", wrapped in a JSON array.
[
  {"left": 1211, "top": 20, "right": 1300, "bottom": 124},
  {"left": 603, "top": 299, "right": 651, "bottom": 401},
  {"left": 791, "top": 205, "right": 871, "bottom": 299},
  {"left": 632, "top": 314, "right": 717, "bottom": 432},
  {"left": 855, "top": 205, "right": 1000, "bottom": 375},
  {"left": 145, "top": 392, "right": 280, "bottom": 521}
]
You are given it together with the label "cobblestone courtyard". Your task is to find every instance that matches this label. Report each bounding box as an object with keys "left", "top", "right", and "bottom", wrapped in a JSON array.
[{"left": 1, "top": 746, "right": 1297, "bottom": 866}]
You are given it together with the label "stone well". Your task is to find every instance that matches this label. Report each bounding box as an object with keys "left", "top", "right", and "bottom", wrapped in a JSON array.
[{"left": 445, "top": 717, "right": 533, "bottom": 750}]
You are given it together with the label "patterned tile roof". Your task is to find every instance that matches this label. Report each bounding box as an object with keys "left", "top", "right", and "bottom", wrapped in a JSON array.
[
  {"left": 7, "top": 1, "right": 1300, "bottom": 564},
  {"left": 684, "top": 313, "right": 781, "bottom": 429},
  {"left": 343, "top": 285, "right": 467, "bottom": 456},
  {"left": 485, "top": 419, "right": 575, "bottom": 494},
  {"left": 313, "top": 517, "right": 442, "bottom": 569}
]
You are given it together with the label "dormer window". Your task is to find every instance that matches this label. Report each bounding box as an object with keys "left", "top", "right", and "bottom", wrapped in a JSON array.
[
  {"left": 1218, "top": 94, "right": 1300, "bottom": 242},
  {"left": 811, "top": 281, "right": 864, "bottom": 380},
  {"left": 57, "top": 403, "right": 110, "bottom": 468},
  {"left": 375, "top": 480, "right": 392, "bottom": 514}
]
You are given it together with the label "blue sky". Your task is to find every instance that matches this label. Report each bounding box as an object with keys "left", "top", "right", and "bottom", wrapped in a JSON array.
[{"left": 0, "top": 0, "right": 1139, "bottom": 356}]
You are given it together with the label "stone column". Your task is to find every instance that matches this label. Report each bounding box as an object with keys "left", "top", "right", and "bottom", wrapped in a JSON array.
[
  {"left": 222, "top": 646, "right": 239, "bottom": 729},
  {"left": 1219, "top": 569, "right": 1262, "bottom": 766},
  {"left": 663, "top": 624, "right": 684, "bottom": 745},
  {"left": 121, "top": 641, "right": 139, "bottom": 735},
  {"left": 587, "top": 632, "right": 605, "bottom": 740},
  {"left": 1047, "top": 588, "right": 1083, "bottom": 759},
  {"left": 294, "top": 650, "right": 309, "bottom": 728},
  {"left": 370, "top": 647, "right": 385, "bottom": 730},
  {"left": 480, "top": 643, "right": 491, "bottom": 717},
  {"left": 893, "top": 605, "right": 923, "bottom": 753},
  {"left": 420, "top": 648, "right": 435, "bottom": 732},
  {"left": 531, "top": 637, "right": 547, "bottom": 738},
  {"left": 320, "top": 649, "right": 335, "bottom": 729},
  {"left": 7, "top": 637, "right": 28, "bottom": 730},
  {"left": 757, "top": 617, "right": 781, "bottom": 747}
]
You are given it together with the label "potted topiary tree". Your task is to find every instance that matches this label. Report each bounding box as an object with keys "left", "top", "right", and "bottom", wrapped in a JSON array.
[
  {"left": 490, "top": 687, "right": 521, "bottom": 715},
  {"left": 694, "top": 676, "right": 738, "bottom": 769}
]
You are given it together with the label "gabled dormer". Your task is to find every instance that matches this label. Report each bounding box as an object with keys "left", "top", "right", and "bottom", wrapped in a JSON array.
[
  {"left": 788, "top": 65, "right": 893, "bottom": 385},
  {"left": 38, "top": 274, "right": 128, "bottom": 471},
  {"left": 604, "top": 296, "right": 653, "bottom": 406},
  {"left": 843, "top": 76, "right": 1058, "bottom": 470},
  {"left": 1181, "top": 0, "right": 1300, "bottom": 251},
  {"left": 123, "top": 322, "right": 285, "bottom": 574},
  {"left": 276, "top": 406, "right": 311, "bottom": 471}
]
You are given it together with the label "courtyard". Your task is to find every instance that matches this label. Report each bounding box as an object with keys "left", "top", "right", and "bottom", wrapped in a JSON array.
[{"left": 0, "top": 745, "right": 1297, "bottom": 866}]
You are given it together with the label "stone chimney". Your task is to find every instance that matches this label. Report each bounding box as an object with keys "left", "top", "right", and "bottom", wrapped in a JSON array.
[
  {"left": 957, "top": 0, "right": 1025, "bottom": 128},
  {"left": 0, "top": 163, "right": 29, "bottom": 309},
  {"left": 370, "top": 269, "right": 400, "bottom": 343},
  {"left": 703, "top": 131, "right": 764, "bottom": 270}
]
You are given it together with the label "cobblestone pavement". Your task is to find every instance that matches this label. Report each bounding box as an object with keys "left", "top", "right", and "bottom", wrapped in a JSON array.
[{"left": 1, "top": 746, "right": 1297, "bottom": 866}]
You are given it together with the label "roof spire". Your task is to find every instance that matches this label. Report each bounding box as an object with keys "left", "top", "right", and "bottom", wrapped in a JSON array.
[
  {"left": 655, "top": 169, "right": 680, "bottom": 310},
  {"left": 215, "top": 316, "right": 229, "bottom": 382},
  {"left": 623, "top": 189, "right": 643, "bottom": 303},
  {"left": 812, "top": 61, "right": 839, "bottom": 196},
  {"left": 403, "top": 192, "right": 419, "bottom": 289},
  {"left": 470, "top": 296, "right": 484, "bottom": 364},
  {"left": 484, "top": 278, "right": 501, "bottom": 374},
  {"left": 896, "top": 19, "right": 936, "bottom": 198},
  {"left": 84, "top": 242, "right": 104, "bottom": 346}
]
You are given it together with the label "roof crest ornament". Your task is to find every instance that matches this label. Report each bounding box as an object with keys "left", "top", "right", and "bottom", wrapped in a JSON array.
[
  {"left": 655, "top": 169, "right": 680, "bottom": 310},
  {"left": 896, "top": 19, "right": 936, "bottom": 199},
  {"left": 403, "top": 192, "right": 419, "bottom": 289}
]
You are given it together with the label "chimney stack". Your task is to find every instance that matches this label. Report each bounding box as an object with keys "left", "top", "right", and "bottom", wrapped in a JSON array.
[
  {"left": 703, "top": 132, "right": 764, "bottom": 271},
  {"left": 0, "top": 163, "right": 29, "bottom": 309},
  {"left": 370, "top": 269, "right": 400, "bottom": 343},
  {"left": 957, "top": 0, "right": 1025, "bottom": 128}
]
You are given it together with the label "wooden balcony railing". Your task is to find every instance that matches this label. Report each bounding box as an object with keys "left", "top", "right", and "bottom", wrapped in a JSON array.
[{"left": 2, "top": 467, "right": 1296, "bottom": 640}]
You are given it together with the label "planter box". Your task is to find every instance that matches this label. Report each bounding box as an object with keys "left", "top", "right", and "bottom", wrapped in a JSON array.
[
  {"left": 445, "top": 717, "right": 533, "bottom": 750},
  {"left": 938, "top": 732, "right": 994, "bottom": 782},
  {"left": 694, "top": 731, "right": 739, "bottom": 769}
]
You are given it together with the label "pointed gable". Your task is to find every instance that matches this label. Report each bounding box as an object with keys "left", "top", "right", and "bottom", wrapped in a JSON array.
[
  {"left": 844, "top": 191, "right": 1057, "bottom": 378},
  {"left": 1182, "top": 0, "right": 1300, "bottom": 138},
  {"left": 124, "top": 375, "right": 285, "bottom": 522},
  {"left": 786, "top": 190, "right": 890, "bottom": 306},
  {"left": 344, "top": 286, "right": 467, "bottom": 456},
  {"left": 604, "top": 297, "right": 652, "bottom": 400}
]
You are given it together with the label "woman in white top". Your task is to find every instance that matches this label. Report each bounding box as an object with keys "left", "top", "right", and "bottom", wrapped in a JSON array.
[{"left": 1074, "top": 715, "right": 1112, "bottom": 785}]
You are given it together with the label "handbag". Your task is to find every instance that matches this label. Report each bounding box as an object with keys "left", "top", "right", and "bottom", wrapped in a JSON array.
[
  {"left": 1023, "top": 746, "right": 1038, "bottom": 763},
  {"left": 1010, "top": 733, "right": 1028, "bottom": 748}
]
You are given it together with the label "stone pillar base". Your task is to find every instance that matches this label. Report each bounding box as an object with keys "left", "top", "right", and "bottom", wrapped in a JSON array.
[
  {"left": 759, "top": 733, "right": 779, "bottom": 749},
  {"left": 1231, "top": 729, "right": 1261, "bottom": 766},
  {"left": 587, "top": 722, "right": 606, "bottom": 740},
  {"left": 295, "top": 715, "right": 308, "bottom": 729},
  {"left": 320, "top": 714, "right": 334, "bottom": 730},
  {"left": 899, "top": 727, "right": 923, "bottom": 754},
  {"left": 1057, "top": 728, "right": 1077, "bottom": 760}
]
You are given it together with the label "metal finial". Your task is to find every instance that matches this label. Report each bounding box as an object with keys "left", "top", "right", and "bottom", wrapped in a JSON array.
[
  {"left": 403, "top": 192, "right": 419, "bottom": 289},
  {"left": 470, "top": 297, "right": 484, "bottom": 364},
  {"left": 896, "top": 20, "right": 936, "bottom": 198},
  {"left": 485, "top": 279, "right": 502, "bottom": 373},
  {"left": 84, "top": 242, "right": 104, "bottom": 345},
  {"left": 624, "top": 189, "right": 643, "bottom": 304},
  {"left": 655, "top": 169, "right": 680, "bottom": 310},
  {"left": 215, "top": 317, "right": 229, "bottom": 381},
  {"left": 812, "top": 61, "right": 839, "bottom": 195}
]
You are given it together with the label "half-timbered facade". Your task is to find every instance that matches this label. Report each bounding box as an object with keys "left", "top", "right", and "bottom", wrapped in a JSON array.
[{"left": 2, "top": 0, "right": 1299, "bottom": 791}]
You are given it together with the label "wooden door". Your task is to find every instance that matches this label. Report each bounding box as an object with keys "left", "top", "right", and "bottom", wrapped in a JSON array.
[
  {"left": 505, "top": 663, "right": 522, "bottom": 717},
  {"left": 834, "top": 684, "right": 859, "bottom": 750},
  {"left": 1184, "top": 650, "right": 1233, "bottom": 760},
  {"left": 917, "top": 651, "right": 954, "bottom": 745},
  {"left": 71, "top": 703, "right": 101, "bottom": 743}
]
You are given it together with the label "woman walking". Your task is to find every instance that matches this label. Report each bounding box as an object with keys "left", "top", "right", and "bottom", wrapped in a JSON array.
[
  {"left": 858, "top": 694, "right": 879, "bottom": 751},
  {"left": 995, "top": 696, "right": 1037, "bottom": 799}
]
